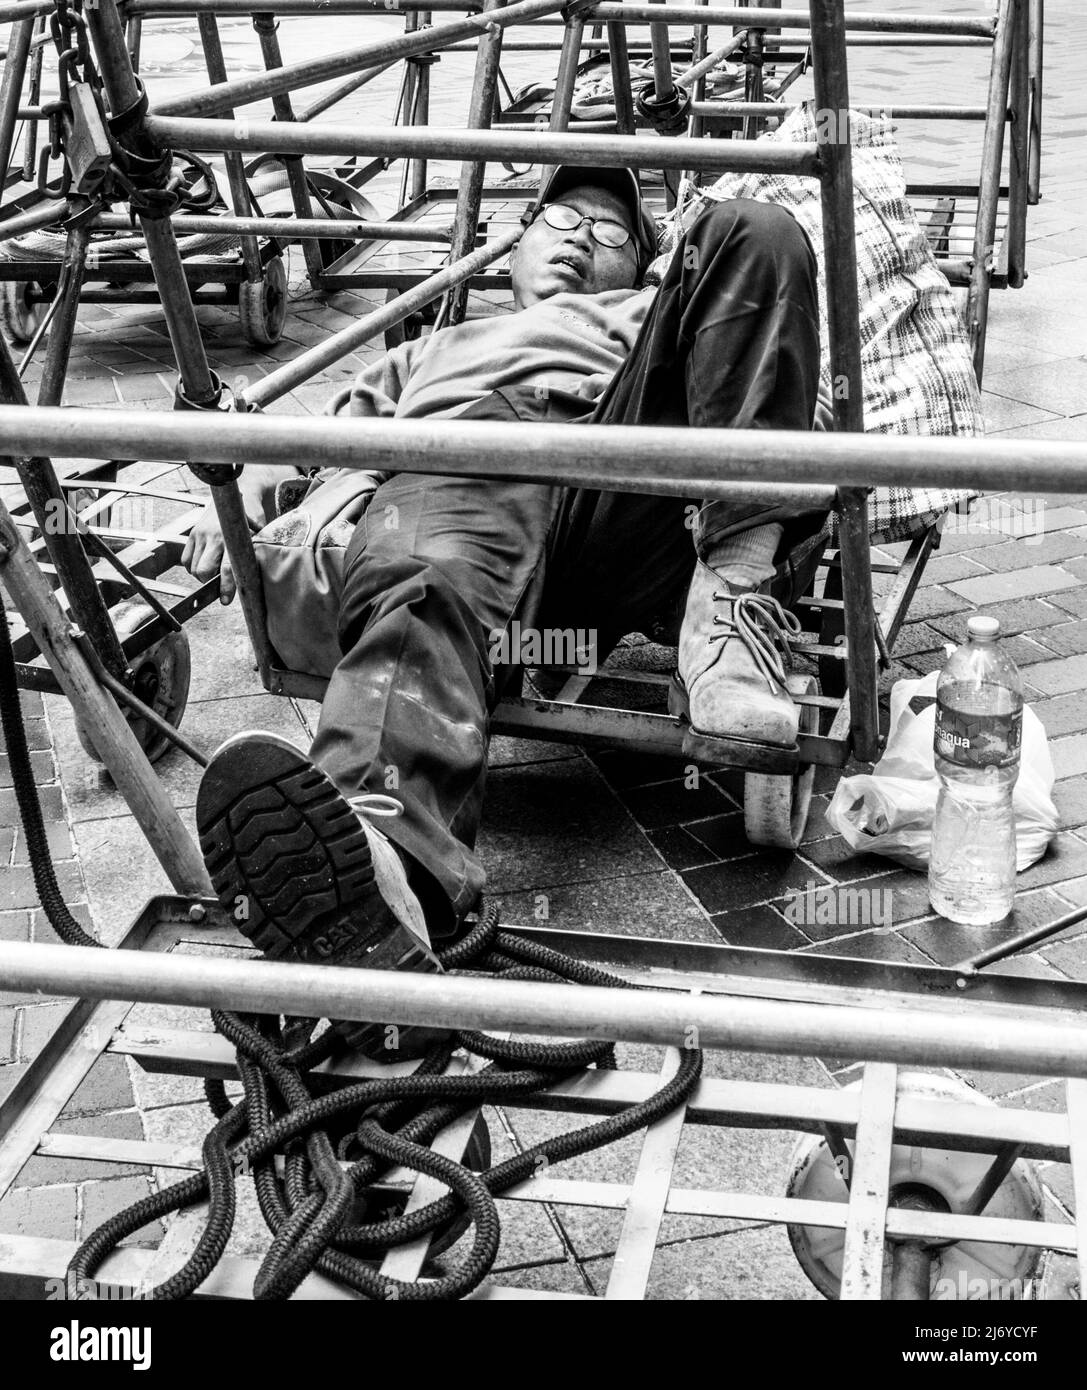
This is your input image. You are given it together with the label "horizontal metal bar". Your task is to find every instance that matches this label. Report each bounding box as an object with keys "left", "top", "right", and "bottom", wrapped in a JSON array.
[
  {"left": 590, "top": 6, "right": 996, "bottom": 36},
  {"left": 0, "top": 0, "right": 53, "bottom": 20},
  {"left": 123, "top": 0, "right": 486, "bottom": 11},
  {"left": 1, "top": 410, "right": 1084, "bottom": 496},
  {"left": 116, "top": 0, "right": 995, "bottom": 28},
  {"left": 91, "top": 212, "right": 454, "bottom": 243},
  {"left": 0, "top": 1233, "right": 591, "bottom": 1300},
  {"left": 4, "top": 941, "right": 1087, "bottom": 1077},
  {"left": 144, "top": 116, "right": 824, "bottom": 176},
  {"left": 0, "top": 200, "right": 68, "bottom": 240},
  {"left": 106, "top": 1022, "right": 1079, "bottom": 1163},
  {"left": 691, "top": 101, "right": 993, "bottom": 120},
  {"left": 665, "top": 1189, "right": 1076, "bottom": 1254}
]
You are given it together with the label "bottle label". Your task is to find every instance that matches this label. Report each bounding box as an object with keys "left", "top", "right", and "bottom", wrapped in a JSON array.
[{"left": 934, "top": 702, "right": 1022, "bottom": 769}]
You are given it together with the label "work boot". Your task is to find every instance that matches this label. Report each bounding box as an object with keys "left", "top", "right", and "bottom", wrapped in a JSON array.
[
  {"left": 196, "top": 731, "right": 447, "bottom": 1060},
  {"left": 669, "top": 562, "right": 803, "bottom": 756}
]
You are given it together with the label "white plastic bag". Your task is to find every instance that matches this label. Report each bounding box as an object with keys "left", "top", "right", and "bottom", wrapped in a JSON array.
[{"left": 825, "top": 670, "right": 1059, "bottom": 872}]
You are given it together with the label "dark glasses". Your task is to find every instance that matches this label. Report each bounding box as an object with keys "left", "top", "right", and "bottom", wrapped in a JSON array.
[{"left": 534, "top": 202, "right": 633, "bottom": 250}]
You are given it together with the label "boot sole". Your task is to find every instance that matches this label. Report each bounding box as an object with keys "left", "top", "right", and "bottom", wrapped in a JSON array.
[
  {"left": 197, "top": 731, "right": 403, "bottom": 965},
  {"left": 197, "top": 733, "right": 447, "bottom": 1057},
  {"left": 668, "top": 674, "right": 801, "bottom": 772}
]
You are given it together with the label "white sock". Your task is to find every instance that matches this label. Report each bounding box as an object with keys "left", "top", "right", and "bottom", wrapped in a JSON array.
[{"left": 704, "top": 522, "right": 784, "bottom": 589}]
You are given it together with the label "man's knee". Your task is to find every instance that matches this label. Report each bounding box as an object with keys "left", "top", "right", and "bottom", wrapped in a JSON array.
[{"left": 688, "top": 198, "right": 815, "bottom": 278}]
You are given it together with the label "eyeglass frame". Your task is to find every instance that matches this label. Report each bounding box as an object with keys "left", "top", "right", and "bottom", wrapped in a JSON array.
[{"left": 530, "top": 202, "right": 637, "bottom": 253}]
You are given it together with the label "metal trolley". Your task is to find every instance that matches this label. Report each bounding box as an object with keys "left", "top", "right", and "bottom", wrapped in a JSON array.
[
  {"left": 0, "top": 0, "right": 1046, "bottom": 849},
  {"left": 0, "top": 0, "right": 1082, "bottom": 1301}
]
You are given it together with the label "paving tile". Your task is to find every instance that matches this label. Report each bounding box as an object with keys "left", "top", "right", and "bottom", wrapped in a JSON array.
[
  {"left": 0, "top": 1183, "right": 77, "bottom": 1240},
  {"left": 929, "top": 597, "right": 1070, "bottom": 642},
  {"left": 1044, "top": 934, "right": 1087, "bottom": 980},
  {"left": 973, "top": 533, "right": 1085, "bottom": 572},
  {"left": 0, "top": 861, "right": 85, "bottom": 912},
  {"left": 1049, "top": 733, "right": 1087, "bottom": 781},
  {"left": 708, "top": 903, "right": 808, "bottom": 951},
  {"left": 1033, "top": 692, "right": 1087, "bottom": 739},
  {"left": 946, "top": 567, "right": 1081, "bottom": 605},
  {"left": 645, "top": 825, "right": 719, "bottom": 872},
  {"left": 79, "top": 1176, "right": 163, "bottom": 1247},
  {"left": 982, "top": 358, "right": 1087, "bottom": 417},
  {"left": 17, "top": 1001, "right": 76, "bottom": 1062},
  {"left": 779, "top": 870, "right": 933, "bottom": 939},
  {"left": 615, "top": 777, "right": 735, "bottom": 831},
  {"left": 681, "top": 853, "right": 829, "bottom": 915},
  {"left": 0, "top": 1006, "right": 16, "bottom": 1063},
  {"left": 11, "top": 820, "right": 72, "bottom": 865},
  {"left": 16, "top": 1110, "right": 152, "bottom": 1187},
  {"left": 683, "top": 811, "right": 750, "bottom": 860},
  {"left": 803, "top": 928, "right": 931, "bottom": 965},
  {"left": 902, "top": 889, "right": 1077, "bottom": 967},
  {"left": 980, "top": 394, "right": 1059, "bottom": 432},
  {"left": 1021, "top": 652, "right": 1087, "bottom": 696},
  {"left": 1016, "top": 833, "right": 1087, "bottom": 891},
  {"left": 495, "top": 869, "right": 716, "bottom": 942},
  {"left": 63, "top": 1055, "right": 137, "bottom": 1119},
  {"left": 479, "top": 759, "right": 657, "bottom": 896},
  {"left": 1034, "top": 619, "right": 1087, "bottom": 657}
]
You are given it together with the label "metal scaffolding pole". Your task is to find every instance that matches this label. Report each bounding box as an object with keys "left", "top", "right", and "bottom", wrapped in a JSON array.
[
  {"left": 0, "top": 409, "right": 1081, "bottom": 496},
  {"left": 153, "top": 0, "right": 570, "bottom": 117},
  {"left": 143, "top": 116, "right": 824, "bottom": 174},
  {"left": 3, "top": 939, "right": 1087, "bottom": 1077}
]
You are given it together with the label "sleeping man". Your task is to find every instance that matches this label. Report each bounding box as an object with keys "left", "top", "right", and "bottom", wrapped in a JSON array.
[{"left": 183, "top": 164, "right": 834, "bottom": 1039}]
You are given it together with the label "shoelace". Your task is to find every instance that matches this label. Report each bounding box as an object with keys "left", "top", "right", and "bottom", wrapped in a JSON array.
[
  {"left": 347, "top": 792, "right": 404, "bottom": 822},
  {"left": 709, "top": 590, "right": 803, "bottom": 691}
]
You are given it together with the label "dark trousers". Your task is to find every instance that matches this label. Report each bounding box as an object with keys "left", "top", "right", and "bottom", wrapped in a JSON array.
[{"left": 308, "top": 199, "right": 822, "bottom": 934}]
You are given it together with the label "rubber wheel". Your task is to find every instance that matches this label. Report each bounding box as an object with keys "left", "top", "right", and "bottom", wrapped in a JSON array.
[
  {"left": 743, "top": 673, "right": 818, "bottom": 849},
  {"left": 0, "top": 279, "right": 48, "bottom": 344},
  {"left": 785, "top": 1072, "right": 1045, "bottom": 1301},
  {"left": 239, "top": 254, "right": 288, "bottom": 347},
  {"left": 75, "top": 598, "right": 191, "bottom": 766}
]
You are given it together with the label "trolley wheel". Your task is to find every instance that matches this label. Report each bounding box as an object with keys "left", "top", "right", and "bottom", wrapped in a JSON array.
[
  {"left": 785, "top": 1072, "right": 1045, "bottom": 1301},
  {"left": 743, "top": 673, "right": 818, "bottom": 849},
  {"left": 75, "top": 599, "right": 191, "bottom": 766},
  {"left": 239, "top": 255, "right": 288, "bottom": 347},
  {"left": 1, "top": 279, "right": 48, "bottom": 344}
]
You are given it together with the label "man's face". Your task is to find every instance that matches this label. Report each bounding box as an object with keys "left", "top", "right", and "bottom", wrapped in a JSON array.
[{"left": 510, "top": 185, "right": 640, "bottom": 310}]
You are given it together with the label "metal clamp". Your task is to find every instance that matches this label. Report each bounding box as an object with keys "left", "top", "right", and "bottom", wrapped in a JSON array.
[
  {"left": 635, "top": 84, "right": 692, "bottom": 135},
  {"left": 174, "top": 371, "right": 248, "bottom": 486}
]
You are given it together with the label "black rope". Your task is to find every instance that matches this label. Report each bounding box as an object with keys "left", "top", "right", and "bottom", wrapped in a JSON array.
[
  {"left": 61, "top": 904, "right": 702, "bottom": 1300},
  {"left": 0, "top": 604, "right": 98, "bottom": 948},
  {"left": 2, "top": 601, "right": 699, "bottom": 1298}
]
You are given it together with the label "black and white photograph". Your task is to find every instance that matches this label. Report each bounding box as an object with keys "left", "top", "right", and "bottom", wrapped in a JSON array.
[{"left": 0, "top": 0, "right": 1082, "bottom": 1354}]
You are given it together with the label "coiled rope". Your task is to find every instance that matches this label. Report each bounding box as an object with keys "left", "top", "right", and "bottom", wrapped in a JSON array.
[{"left": 0, "top": 609, "right": 702, "bottom": 1300}]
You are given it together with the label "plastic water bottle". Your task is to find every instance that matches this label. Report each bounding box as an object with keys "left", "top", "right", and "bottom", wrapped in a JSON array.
[{"left": 929, "top": 615, "right": 1023, "bottom": 925}]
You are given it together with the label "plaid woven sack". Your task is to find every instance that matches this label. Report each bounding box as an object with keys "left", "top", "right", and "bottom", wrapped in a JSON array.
[{"left": 650, "top": 102, "right": 983, "bottom": 544}]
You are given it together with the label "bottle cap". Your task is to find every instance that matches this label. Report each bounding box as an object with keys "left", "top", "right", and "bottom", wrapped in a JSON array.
[{"left": 967, "top": 615, "right": 1000, "bottom": 641}]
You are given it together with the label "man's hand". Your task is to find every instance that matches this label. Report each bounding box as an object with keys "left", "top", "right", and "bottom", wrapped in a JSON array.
[
  {"left": 181, "top": 505, "right": 243, "bottom": 604},
  {"left": 180, "top": 464, "right": 302, "bottom": 604}
]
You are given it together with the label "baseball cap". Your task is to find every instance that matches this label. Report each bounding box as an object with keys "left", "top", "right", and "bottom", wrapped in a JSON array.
[{"left": 524, "top": 164, "right": 659, "bottom": 277}]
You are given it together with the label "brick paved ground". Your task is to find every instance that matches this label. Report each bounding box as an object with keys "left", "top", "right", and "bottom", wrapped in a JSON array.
[{"left": 1, "top": 0, "right": 1085, "bottom": 1298}]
